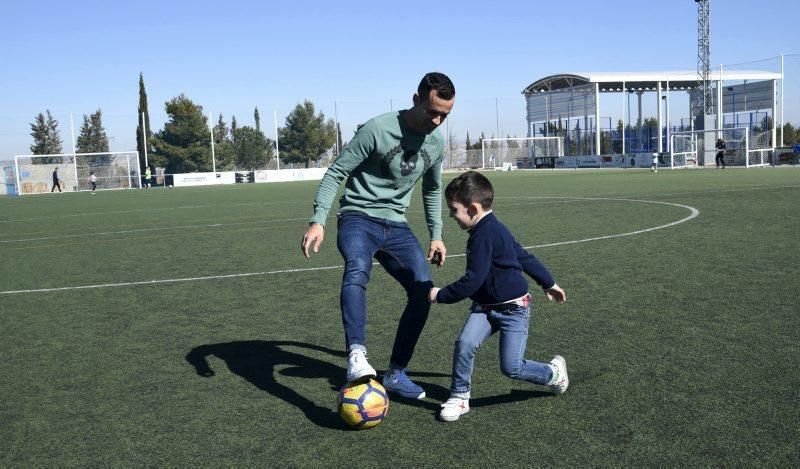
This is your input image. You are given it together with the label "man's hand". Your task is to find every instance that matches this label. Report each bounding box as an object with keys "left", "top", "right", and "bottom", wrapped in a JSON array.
[
  {"left": 427, "top": 240, "right": 447, "bottom": 267},
  {"left": 301, "top": 223, "right": 325, "bottom": 259},
  {"left": 428, "top": 287, "right": 440, "bottom": 303},
  {"left": 545, "top": 283, "right": 566, "bottom": 303}
]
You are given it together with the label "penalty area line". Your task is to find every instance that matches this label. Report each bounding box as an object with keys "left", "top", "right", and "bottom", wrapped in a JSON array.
[
  {"left": 0, "top": 198, "right": 699, "bottom": 296},
  {"left": 0, "top": 265, "right": 343, "bottom": 295}
]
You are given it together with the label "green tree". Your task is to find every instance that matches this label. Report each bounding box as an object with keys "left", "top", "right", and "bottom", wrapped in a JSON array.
[
  {"left": 781, "top": 122, "right": 798, "bottom": 145},
  {"left": 230, "top": 116, "right": 238, "bottom": 144},
  {"left": 29, "top": 110, "right": 63, "bottom": 156},
  {"left": 472, "top": 132, "right": 486, "bottom": 150},
  {"left": 335, "top": 123, "right": 344, "bottom": 155},
  {"left": 254, "top": 107, "right": 261, "bottom": 132},
  {"left": 136, "top": 73, "right": 153, "bottom": 170},
  {"left": 506, "top": 135, "right": 519, "bottom": 149},
  {"left": 465, "top": 131, "right": 471, "bottom": 150},
  {"left": 212, "top": 114, "right": 235, "bottom": 170},
  {"left": 76, "top": 109, "right": 110, "bottom": 154},
  {"left": 278, "top": 100, "right": 336, "bottom": 168},
  {"left": 232, "top": 125, "right": 274, "bottom": 170},
  {"left": 150, "top": 94, "right": 211, "bottom": 173}
]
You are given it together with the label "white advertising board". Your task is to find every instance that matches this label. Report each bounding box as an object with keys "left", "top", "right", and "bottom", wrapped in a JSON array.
[
  {"left": 254, "top": 168, "right": 327, "bottom": 183},
  {"left": 172, "top": 172, "right": 236, "bottom": 187}
]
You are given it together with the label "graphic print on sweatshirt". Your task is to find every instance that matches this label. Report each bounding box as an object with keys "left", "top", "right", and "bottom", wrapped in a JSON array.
[{"left": 380, "top": 143, "right": 432, "bottom": 191}]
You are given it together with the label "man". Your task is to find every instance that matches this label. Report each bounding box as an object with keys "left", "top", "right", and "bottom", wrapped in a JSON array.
[
  {"left": 715, "top": 138, "right": 726, "bottom": 169},
  {"left": 301, "top": 72, "right": 455, "bottom": 399},
  {"left": 51, "top": 167, "right": 62, "bottom": 192}
]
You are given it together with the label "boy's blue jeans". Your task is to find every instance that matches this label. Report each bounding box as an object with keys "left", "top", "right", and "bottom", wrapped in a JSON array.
[
  {"left": 450, "top": 304, "right": 552, "bottom": 397},
  {"left": 336, "top": 211, "right": 433, "bottom": 369}
]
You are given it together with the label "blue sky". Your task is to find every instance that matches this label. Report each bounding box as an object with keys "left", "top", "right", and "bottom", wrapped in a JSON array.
[{"left": 1, "top": 0, "right": 798, "bottom": 156}]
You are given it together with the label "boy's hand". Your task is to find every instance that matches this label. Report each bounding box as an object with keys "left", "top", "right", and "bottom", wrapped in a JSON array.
[
  {"left": 428, "top": 287, "right": 440, "bottom": 303},
  {"left": 428, "top": 240, "right": 446, "bottom": 267},
  {"left": 545, "top": 284, "right": 566, "bottom": 303}
]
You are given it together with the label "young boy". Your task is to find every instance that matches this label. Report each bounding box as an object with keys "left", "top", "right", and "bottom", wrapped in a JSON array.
[{"left": 428, "top": 171, "right": 568, "bottom": 422}]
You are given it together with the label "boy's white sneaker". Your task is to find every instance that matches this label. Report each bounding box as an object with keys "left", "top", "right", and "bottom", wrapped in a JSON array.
[
  {"left": 439, "top": 397, "right": 469, "bottom": 422},
  {"left": 346, "top": 349, "right": 376, "bottom": 383},
  {"left": 547, "top": 355, "right": 569, "bottom": 394}
]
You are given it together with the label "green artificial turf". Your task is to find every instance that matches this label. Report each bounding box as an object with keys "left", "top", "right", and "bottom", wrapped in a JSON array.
[{"left": 1, "top": 168, "right": 798, "bottom": 466}]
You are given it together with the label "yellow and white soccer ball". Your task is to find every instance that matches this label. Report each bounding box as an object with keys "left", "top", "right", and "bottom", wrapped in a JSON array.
[{"left": 337, "top": 379, "right": 389, "bottom": 430}]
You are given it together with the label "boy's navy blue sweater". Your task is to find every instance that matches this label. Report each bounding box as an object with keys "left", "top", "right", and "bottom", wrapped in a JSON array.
[{"left": 436, "top": 212, "right": 555, "bottom": 305}]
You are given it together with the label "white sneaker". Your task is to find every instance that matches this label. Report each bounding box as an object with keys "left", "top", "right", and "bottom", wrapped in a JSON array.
[
  {"left": 547, "top": 355, "right": 569, "bottom": 394},
  {"left": 346, "top": 349, "right": 376, "bottom": 383},
  {"left": 439, "top": 397, "right": 469, "bottom": 422}
]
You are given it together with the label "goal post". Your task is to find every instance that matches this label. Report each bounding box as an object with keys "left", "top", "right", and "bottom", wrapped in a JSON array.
[
  {"left": 13, "top": 151, "right": 141, "bottom": 195},
  {"left": 481, "top": 137, "right": 564, "bottom": 169},
  {"left": 668, "top": 127, "right": 770, "bottom": 168}
]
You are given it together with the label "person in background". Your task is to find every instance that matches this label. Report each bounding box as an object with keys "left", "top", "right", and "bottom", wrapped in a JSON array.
[
  {"left": 715, "top": 138, "right": 726, "bottom": 169},
  {"left": 51, "top": 167, "right": 62, "bottom": 192}
]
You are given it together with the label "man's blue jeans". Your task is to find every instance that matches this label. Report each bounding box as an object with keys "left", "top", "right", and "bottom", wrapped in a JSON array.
[
  {"left": 336, "top": 211, "right": 433, "bottom": 368},
  {"left": 450, "top": 304, "right": 552, "bottom": 397}
]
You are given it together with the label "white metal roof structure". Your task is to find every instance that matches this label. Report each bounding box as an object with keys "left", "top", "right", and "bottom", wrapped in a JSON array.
[
  {"left": 522, "top": 70, "right": 783, "bottom": 158},
  {"left": 522, "top": 70, "right": 782, "bottom": 94}
]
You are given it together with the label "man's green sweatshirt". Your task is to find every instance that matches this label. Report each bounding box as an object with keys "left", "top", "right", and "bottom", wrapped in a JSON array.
[{"left": 310, "top": 111, "right": 443, "bottom": 240}]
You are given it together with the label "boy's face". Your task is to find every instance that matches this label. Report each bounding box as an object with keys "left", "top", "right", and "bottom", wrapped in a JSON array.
[{"left": 447, "top": 200, "right": 479, "bottom": 230}]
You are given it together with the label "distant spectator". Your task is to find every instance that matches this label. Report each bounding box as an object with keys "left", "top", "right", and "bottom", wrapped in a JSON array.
[
  {"left": 87, "top": 171, "right": 97, "bottom": 193},
  {"left": 715, "top": 138, "right": 726, "bottom": 169},
  {"left": 51, "top": 168, "right": 62, "bottom": 192}
]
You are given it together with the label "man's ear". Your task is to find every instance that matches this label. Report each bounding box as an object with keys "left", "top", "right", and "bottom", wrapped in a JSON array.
[{"left": 412, "top": 93, "right": 420, "bottom": 106}]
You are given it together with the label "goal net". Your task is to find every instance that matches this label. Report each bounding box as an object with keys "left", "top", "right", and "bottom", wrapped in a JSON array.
[
  {"left": 669, "top": 127, "right": 770, "bottom": 168},
  {"left": 481, "top": 137, "right": 564, "bottom": 169},
  {"left": 13, "top": 152, "right": 141, "bottom": 195}
]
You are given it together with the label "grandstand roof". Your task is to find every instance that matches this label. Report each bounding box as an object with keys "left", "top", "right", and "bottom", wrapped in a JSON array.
[{"left": 522, "top": 70, "right": 783, "bottom": 94}]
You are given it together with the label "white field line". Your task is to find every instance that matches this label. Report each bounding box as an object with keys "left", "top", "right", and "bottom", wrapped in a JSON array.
[
  {"left": 0, "top": 200, "right": 306, "bottom": 223},
  {"left": 0, "top": 199, "right": 581, "bottom": 244},
  {"left": 0, "top": 198, "right": 698, "bottom": 295},
  {"left": 2, "top": 182, "right": 795, "bottom": 225},
  {"left": 0, "top": 217, "right": 310, "bottom": 244}
]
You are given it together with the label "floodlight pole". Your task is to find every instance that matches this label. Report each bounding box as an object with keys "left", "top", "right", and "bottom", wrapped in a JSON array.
[
  {"left": 274, "top": 109, "right": 280, "bottom": 169},
  {"left": 666, "top": 80, "right": 671, "bottom": 153},
  {"left": 70, "top": 114, "right": 78, "bottom": 191},
  {"left": 780, "top": 53, "right": 784, "bottom": 147},
  {"left": 657, "top": 82, "right": 663, "bottom": 153},
  {"left": 14, "top": 156, "right": 21, "bottom": 195},
  {"left": 621, "top": 81, "right": 626, "bottom": 156},
  {"left": 209, "top": 111, "right": 216, "bottom": 175},
  {"left": 334, "top": 100, "right": 339, "bottom": 157},
  {"left": 495, "top": 98, "right": 500, "bottom": 140},
  {"left": 717, "top": 64, "right": 724, "bottom": 136},
  {"left": 594, "top": 83, "right": 600, "bottom": 155}
]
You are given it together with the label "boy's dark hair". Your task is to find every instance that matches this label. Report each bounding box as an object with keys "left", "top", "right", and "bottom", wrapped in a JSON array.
[
  {"left": 445, "top": 171, "right": 493, "bottom": 210},
  {"left": 418, "top": 72, "right": 455, "bottom": 101}
]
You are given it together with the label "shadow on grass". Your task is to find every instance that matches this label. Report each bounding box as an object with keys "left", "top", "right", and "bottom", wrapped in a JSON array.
[
  {"left": 185, "top": 340, "right": 545, "bottom": 426},
  {"left": 185, "top": 340, "right": 350, "bottom": 430}
]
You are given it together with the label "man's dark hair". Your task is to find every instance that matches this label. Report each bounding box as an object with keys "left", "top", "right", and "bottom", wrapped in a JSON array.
[
  {"left": 418, "top": 72, "right": 455, "bottom": 101},
  {"left": 445, "top": 171, "right": 493, "bottom": 210}
]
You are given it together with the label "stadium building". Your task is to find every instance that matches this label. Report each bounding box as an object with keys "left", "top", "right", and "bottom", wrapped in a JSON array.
[{"left": 520, "top": 70, "right": 782, "bottom": 168}]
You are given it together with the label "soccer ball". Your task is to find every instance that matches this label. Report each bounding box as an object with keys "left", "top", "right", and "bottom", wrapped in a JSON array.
[{"left": 338, "top": 379, "right": 389, "bottom": 430}]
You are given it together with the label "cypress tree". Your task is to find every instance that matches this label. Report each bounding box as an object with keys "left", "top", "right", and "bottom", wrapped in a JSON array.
[{"left": 136, "top": 73, "right": 153, "bottom": 170}]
